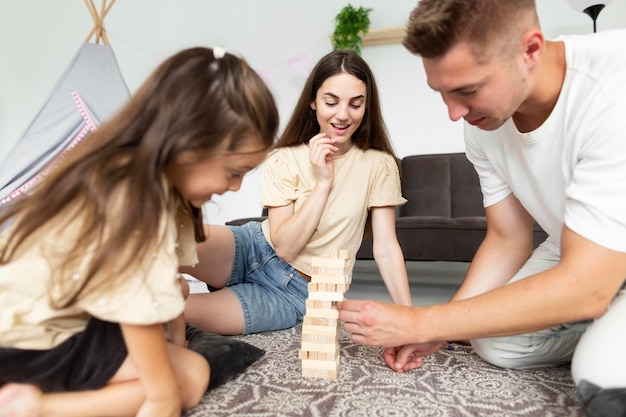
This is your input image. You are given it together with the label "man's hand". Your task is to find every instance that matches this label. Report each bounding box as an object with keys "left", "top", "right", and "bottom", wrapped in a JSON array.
[
  {"left": 339, "top": 299, "right": 418, "bottom": 347},
  {"left": 383, "top": 342, "right": 447, "bottom": 372}
]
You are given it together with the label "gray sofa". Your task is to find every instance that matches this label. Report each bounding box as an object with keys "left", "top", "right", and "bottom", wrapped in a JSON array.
[{"left": 226, "top": 152, "right": 548, "bottom": 263}]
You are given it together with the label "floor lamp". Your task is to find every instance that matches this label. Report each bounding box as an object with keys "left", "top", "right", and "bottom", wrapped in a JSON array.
[{"left": 567, "top": 0, "right": 613, "bottom": 33}]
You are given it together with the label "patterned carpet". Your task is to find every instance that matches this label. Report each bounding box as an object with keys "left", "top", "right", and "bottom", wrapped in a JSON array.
[{"left": 183, "top": 324, "right": 584, "bottom": 417}]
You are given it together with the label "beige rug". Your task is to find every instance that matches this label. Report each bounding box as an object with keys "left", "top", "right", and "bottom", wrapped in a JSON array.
[{"left": 184, "top": 324, "right": 583, "bottom": 417}]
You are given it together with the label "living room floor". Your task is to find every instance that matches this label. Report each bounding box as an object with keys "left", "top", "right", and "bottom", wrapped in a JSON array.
[
  {"left": 348, "top": 260, "right": 466, "bottom": 306},
  {"left": 187, "top": 260, "right": 466, "bottom": 306}
]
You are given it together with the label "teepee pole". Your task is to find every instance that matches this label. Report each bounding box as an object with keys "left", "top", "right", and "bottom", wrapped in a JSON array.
[
  {"left": 84, "top": 0, "right": 101, "bottom": 43},
  {"left": 99, "top": 0, "right": 111, "bottom": 44},
  {"left": 85, "top": 0, "right": 116, "bottom": 45}
]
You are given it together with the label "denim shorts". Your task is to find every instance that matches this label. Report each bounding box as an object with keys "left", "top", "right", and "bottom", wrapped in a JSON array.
[{"left": 226, "top": 221, "right": 309, "bottom": 334}]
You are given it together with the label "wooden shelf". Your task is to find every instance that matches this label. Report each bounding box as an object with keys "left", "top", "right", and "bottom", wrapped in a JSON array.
[{"left": 362, "top": 26, "right": 407, "bottom": 46}]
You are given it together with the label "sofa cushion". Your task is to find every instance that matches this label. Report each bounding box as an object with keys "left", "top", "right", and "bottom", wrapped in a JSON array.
[
  {"left": 399, "top": 153, "right": 485, "bottom": 219},
  {"left": 396, "top": 216, "right": 487, "bottom": 230}
]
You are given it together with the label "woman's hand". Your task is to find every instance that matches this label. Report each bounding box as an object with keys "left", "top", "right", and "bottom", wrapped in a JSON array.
[{"left": 308, "top": 132, "right": 338, "bottom": 186}]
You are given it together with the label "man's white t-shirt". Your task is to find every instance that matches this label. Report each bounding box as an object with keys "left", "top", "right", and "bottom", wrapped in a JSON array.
[{"left": 465, "top": 29, "right": 626, "bottom": 254}]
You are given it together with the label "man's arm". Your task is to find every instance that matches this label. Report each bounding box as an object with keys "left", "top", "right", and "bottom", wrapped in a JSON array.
[
  {"left": 453, "top": 193, "right": 535, "bottom": 301},
  {"left": 340, "top": 226, "right": 626, "bottom": 348}
]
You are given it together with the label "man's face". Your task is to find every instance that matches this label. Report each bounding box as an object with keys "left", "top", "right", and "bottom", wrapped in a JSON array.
[{"left": 423, "top": 41, "right": 528, "bottom": 131}]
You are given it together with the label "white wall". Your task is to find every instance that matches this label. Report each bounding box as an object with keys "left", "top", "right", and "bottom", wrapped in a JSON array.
[{"left": 1, "top": 0, "right": 625, "bottom": 224}]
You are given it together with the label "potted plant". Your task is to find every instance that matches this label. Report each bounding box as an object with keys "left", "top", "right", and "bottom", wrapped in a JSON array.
[{"left": 332, "top": 4, "right": 373, "bottom": 55}]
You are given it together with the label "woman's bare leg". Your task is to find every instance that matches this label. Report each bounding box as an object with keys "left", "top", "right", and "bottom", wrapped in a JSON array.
[
  {"left": 185, "top": 289, "right": 245, "bottom": 335},
  {"left": 0, "top": 343, "right": 209, "bottom": 417},
  {"left": 180, "top": 225, "right": 236, "bottom": 288}
]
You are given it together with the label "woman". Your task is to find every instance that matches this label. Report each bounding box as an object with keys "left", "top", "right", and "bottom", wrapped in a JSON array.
[{"left": 184, "top": 50, "right": 412, "bottom": 340}]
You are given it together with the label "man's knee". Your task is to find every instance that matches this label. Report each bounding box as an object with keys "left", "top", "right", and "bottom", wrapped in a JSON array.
[
  {"left": 471, "top": 337, "right": 533, "bottom": 369},
  {"left": 471, "top": 333, "right": 576, "bottom": 370}
]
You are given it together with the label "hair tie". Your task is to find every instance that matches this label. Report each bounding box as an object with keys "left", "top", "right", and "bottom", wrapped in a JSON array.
[{"left": 213, "top": 46, "right": 226, "bottom": 59}]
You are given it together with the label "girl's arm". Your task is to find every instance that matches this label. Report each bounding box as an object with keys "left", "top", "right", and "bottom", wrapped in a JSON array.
[
  {"left": 120, "top": 323, "right": 181, "bottom": 417},
  {"left": 164, "top": 275, "right": 189, "bottom": 347},
  {"left": 370, "top": 206, "right": 413, "bottom": 307}
]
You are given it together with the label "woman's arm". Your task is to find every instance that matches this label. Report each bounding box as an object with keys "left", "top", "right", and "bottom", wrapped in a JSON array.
[
  {"left": 370, "top": 206, "right": 413, "bottom": 307},
  {"left": 120, "top": 323, "right": 181, "bottom": 417},
  {"left": 268, "top": 134, "right": 336, "bottom": 262}
]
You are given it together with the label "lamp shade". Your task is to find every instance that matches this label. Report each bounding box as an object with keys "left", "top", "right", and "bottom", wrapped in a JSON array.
[{"left": 567, "top": 0, "right": 613, "bottom": 12}]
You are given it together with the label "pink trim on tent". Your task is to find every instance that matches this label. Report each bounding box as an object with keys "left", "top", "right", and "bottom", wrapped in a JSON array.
[{"left": 0, "top": 91, "right": 97, "bottom": 206}]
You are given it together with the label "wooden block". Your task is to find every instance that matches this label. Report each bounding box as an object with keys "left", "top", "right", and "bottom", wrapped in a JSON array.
[
  {"left": 311, "top": 265, "right": 351, "bottom": 276},
  {"left": 305, "top": 299, "right": 335, "bottom": 309},
  {"left": 301, "top": 357, "right": 339, "bottom": 371},
  {"left": 299, "top": 350, "right": 338, "bottom": 361},
  {"left": 317, "top": 351, "right": 338, "bottom": 361},
  {"left": 303, "top": 316, "right": 338, "bottom": 327},
  {"left": 313, "top": 282, "right": 348, "bottom": 292},
  {"left": 313, "top": 299, "right": 334, "bottom": 309},
  {"left": 310, "top": 274, "right": 351, "bottom": 285},
  {"left": 302, "top": 333, "right": 337, "bottom": 344},
  {"left": 302, "top": 357, "right": 339, "bottom": 379},
  {"left": 311, "top": 257, "right": 350, "bottom": 267},
  {"left": 302, "top": 366, "right": 337, "bottom": 379},
  {"left": 329, "top": 249, "right": 351, "bottom": 259},
  {"left": 302, "top": 323, "right": 339, "bottom": 336},
  {"left": 300, "top": 249, "right": 352, "bottom": 380},
  {"left": 306, "top": 291, "right": 345, "bottom": 302},
  {"left": 300, "top": 341, "right": 339, "bottom": 353},
  {"left": 304, "top": 307, "right": 339, "bottom": 319},
  {"left": 299, "top": 349, "right": 322, "bottom": 360}
]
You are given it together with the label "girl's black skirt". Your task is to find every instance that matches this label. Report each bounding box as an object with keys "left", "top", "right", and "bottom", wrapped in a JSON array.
[{"left": 0, "top": 318, "right": 127, "bottom": 392}]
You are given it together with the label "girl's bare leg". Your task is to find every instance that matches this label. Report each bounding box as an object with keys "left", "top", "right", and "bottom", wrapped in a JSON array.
[{"left": 0, "top": 343, "right": 209, "bottom": 417}]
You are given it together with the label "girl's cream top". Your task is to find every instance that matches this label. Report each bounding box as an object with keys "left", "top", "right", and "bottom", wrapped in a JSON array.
[{"left": 0, "top": 196, "right": 198, "bottom": 350}]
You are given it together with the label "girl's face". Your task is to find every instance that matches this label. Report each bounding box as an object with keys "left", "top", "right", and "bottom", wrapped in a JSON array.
[
  {"left": 311, "top": 72, "right": 366, "bottom": 154},
  {"left": 167, "top": 139, "right": 267, "bottom": 208}
]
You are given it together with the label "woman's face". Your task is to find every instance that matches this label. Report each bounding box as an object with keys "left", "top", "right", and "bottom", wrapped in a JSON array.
[
  {"left": 167, "top": 138, "right": 267, "bottom": 208},
  {"left": 311, "top": 72, "right": 367, "bottom": 153}
]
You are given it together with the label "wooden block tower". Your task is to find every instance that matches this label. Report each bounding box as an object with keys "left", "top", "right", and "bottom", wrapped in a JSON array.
[{"left": 299, "top": 249, "right": 352, "bottom": 379}]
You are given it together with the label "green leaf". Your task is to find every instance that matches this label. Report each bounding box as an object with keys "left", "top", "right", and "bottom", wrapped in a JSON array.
[{"left": 332, "top": 4, "right": 373, "bottom": 55}]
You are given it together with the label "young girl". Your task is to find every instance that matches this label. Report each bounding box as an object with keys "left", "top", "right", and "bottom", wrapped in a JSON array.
[
  {"left": 0, "top": 47, "right": 278, "bottom": 417},
  {"left": 184, "top": 50, "right": 413, "bottom": 340}
]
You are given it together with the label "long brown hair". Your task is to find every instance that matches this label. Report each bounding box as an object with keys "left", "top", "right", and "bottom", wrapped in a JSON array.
[
  {"left": 277, "top": 50, "right": 395, "bottom": 156},
  {"left": 0, "top": 47, "right": 278, "bottom": 307}
]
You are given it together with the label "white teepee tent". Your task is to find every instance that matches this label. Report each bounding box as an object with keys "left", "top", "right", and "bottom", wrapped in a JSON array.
[{"left": 0, "top": 0, "right": 129, "bottom": 207}]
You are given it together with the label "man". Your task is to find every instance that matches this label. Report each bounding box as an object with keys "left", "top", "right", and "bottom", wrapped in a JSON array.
[{"left": 338, "top": 1, "right": 626, "bottom": 415}]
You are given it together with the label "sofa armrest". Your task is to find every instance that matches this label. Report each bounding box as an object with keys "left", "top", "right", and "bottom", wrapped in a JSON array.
[{"left": 225, "top": 216, "right": 267, "bottom": 226}]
